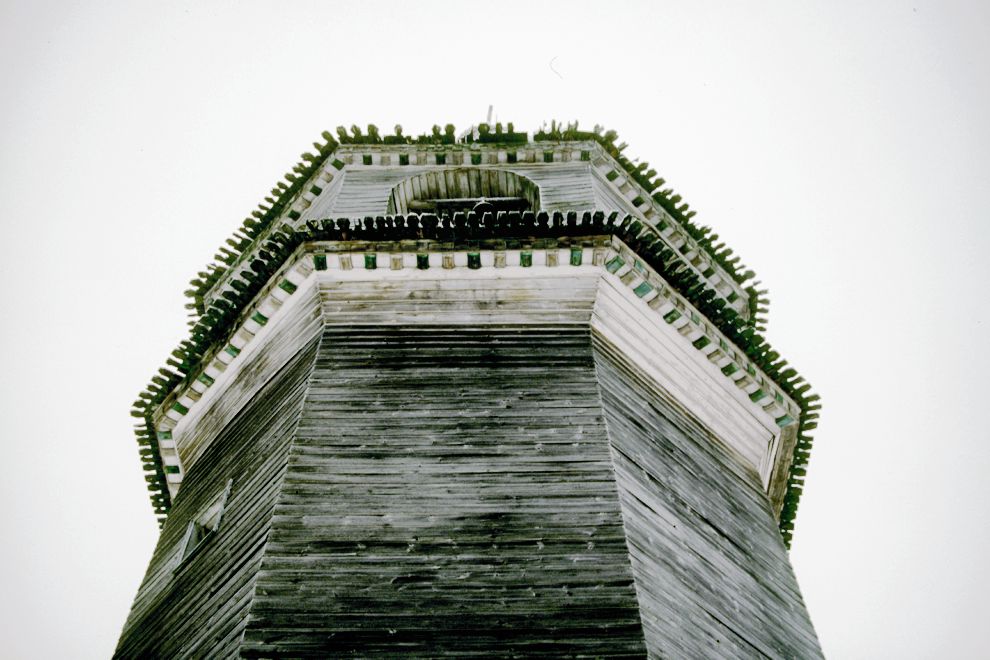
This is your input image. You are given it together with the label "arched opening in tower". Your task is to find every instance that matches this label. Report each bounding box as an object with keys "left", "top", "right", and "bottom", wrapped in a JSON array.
[{"left": 386, "top": 168, "right": 541, "bottom": 216}]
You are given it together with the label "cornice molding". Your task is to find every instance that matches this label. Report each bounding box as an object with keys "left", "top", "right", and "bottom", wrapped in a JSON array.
[{"left": 141, "top": 227, "right": 813, "bottom": 543}]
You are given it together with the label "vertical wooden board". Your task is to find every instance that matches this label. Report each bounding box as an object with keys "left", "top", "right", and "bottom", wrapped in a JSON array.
[
  {"left": 492, "top": 169, "right": 504, "bottom": 196},
  {"left": 432, "top": 169, "right": 445, "bottom": 199},
  {"left": 443, "top": 168, "right": 456, "bottom": 199},
  {"left": 505, "top": 169, "right": 518, "bottom": 197},
  {"left": 480, "top": 168, "right": 492, "bottom": 197},
  {"left": 402, "top": 177, "right": 413, "bottom": 210},
  {"left": 462, "top": 168, "right": 474, "bottom": 196},
  {"left": 411, "top": 174, "right": 424, "bottom": 205},
  {"left": 527, "top": 180, "right": 541, "bottom": 211},
  {"left": 458, "top": 169, "right": 471, "bottom": 197},
  {"left": 425, "top": 170, "right": 439, "bottom": 199},
  {"left": 497, "top": 168, "right": 509, "bottom": 199},
  {"left": 592, "top": 332, "right": 823, "bottom": 659},
  {"left": 241, "top": 326, "right": 647, "bottom": 657},
  {"left": 385, "top": 177, "right": 397, "bottom": 214}
]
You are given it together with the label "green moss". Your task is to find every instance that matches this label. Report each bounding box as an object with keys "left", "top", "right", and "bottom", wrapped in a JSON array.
[{"left": 633, "top": 281, "right": 653, "bottom": 297}]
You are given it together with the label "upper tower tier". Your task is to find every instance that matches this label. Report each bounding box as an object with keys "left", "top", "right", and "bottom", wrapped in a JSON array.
[
  {"left": 131, "top": 123, "right": 819, "bottom": 545},
  {"left": 191, "top": 124, "right": 767, "bottom": 327}
]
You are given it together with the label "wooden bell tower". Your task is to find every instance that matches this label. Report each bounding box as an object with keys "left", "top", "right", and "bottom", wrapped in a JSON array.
[{"left": 117, "top": 122, "right": 822, "bottom": 658}]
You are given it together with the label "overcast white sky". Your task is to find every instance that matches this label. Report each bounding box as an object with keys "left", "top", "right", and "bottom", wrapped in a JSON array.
[{"left": 1, "top": 1, "right": 988, "bottom": 657}]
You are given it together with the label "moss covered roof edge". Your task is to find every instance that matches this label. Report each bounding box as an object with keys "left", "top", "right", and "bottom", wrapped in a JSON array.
[{"left": 183, "top": 122, "right": 770, "bottom": 332}]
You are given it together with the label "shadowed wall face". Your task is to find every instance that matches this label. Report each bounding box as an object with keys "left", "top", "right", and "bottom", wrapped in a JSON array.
[
  {"left": 242, "top": 326, "right": 647, "bottom": 657},
  {"left": 594, "top": 334, "right": 823, "bottom": 658},
  {"left": 114, "top": 338, "right": 320, "bottom": 659}
]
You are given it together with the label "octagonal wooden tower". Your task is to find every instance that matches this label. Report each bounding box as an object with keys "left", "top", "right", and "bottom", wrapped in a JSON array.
[{"left": 116, "top": 123, "right": 822, "bottom": 658}]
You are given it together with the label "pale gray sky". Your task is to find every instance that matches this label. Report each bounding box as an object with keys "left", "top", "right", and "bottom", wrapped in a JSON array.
[{"left": 1, "top": 1, "right": 988, "bottom": 657}]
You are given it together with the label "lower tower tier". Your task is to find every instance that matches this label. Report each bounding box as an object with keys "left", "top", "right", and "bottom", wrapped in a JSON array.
[{"left": 118, "top": 246, "right": 821, "bottom": 658}]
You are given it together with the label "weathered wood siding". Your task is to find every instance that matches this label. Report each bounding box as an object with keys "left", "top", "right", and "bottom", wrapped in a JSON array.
[
  {"left": 114, "top": 337, "right": 320, "bottom": 659},
  {"left": 511, "top": 163, "right": 597, "bottom": 211},
  {"left": 307, "top": 162, "right": 597, "bottom": 219},
  {"left": 122, "top": 267, "right": 820, "bottom": 658},
  {"left": 385, "top": 168, "right": 542, "bottom": 215},
  {"left": 318, "top": 273, "right": 600, "bottom": 327},
  {"left": 173, "top": 278, "right": 324, "bottom": 473},
  {"left": 591, "top": 272, "right": 776, "bottom": 484},
  {"left": 593, "top": 333, "right": 823, "bottom": 659},
  {"left": 241, "top": 326, "right": 647, "bottom": 657}
]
